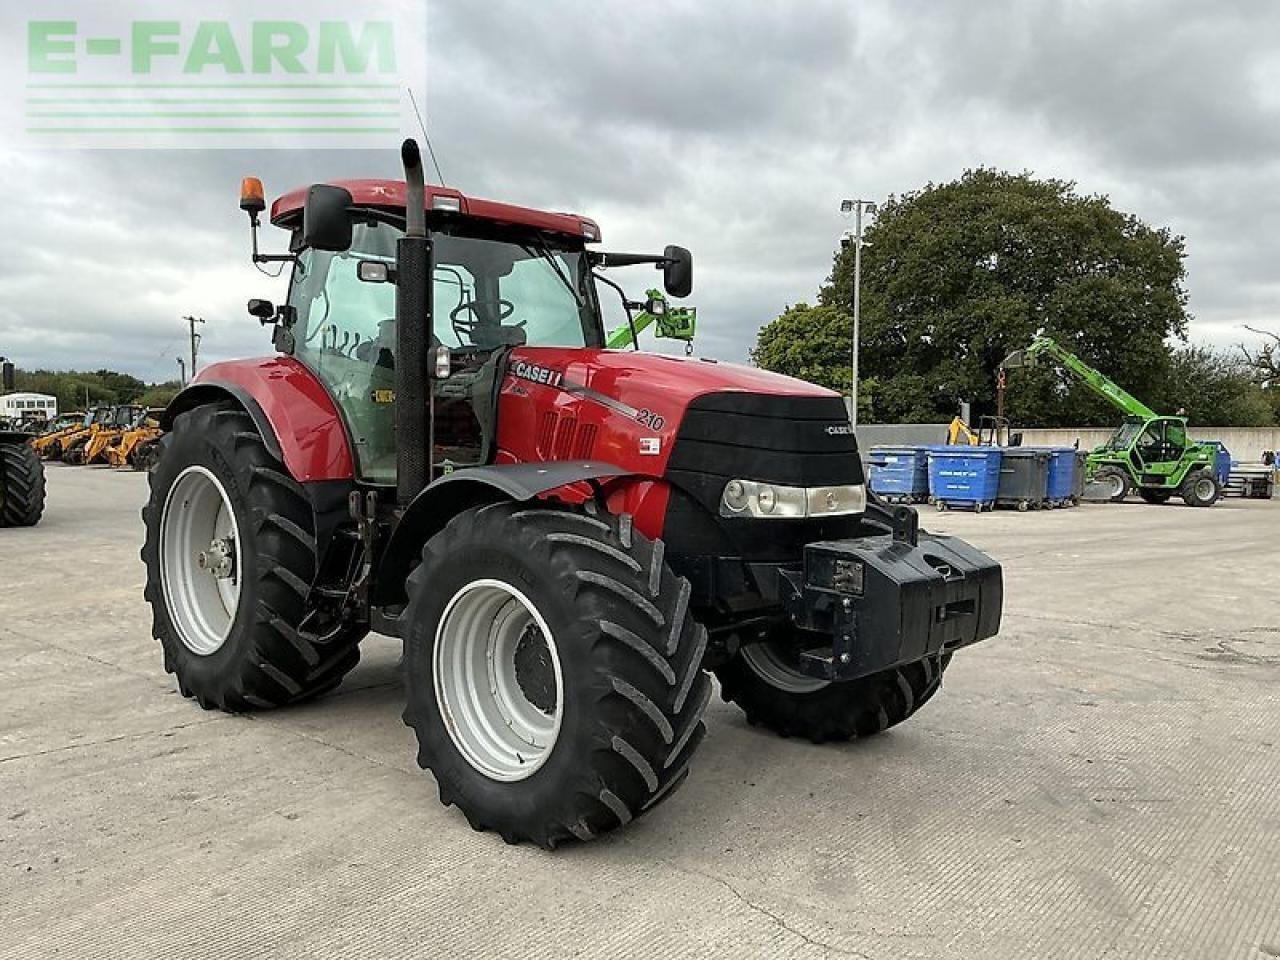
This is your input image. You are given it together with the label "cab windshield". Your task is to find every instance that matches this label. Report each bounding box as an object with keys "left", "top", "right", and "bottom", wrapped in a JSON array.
[
  {"left": 288, "top": 220, "right": 600, "bottom": 357},
  {"left": 1105, "top": 418, "right": 1144, "bottom": 451}
]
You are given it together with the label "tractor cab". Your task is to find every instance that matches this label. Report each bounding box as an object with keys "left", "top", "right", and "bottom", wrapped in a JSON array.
[{"left": 240, "top": 176, "right": 692, "bottom": 485}]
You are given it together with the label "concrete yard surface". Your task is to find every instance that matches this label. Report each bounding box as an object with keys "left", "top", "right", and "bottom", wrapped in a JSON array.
[{"left": 2, "top": 463, "right": 1278, "bottom": 959}]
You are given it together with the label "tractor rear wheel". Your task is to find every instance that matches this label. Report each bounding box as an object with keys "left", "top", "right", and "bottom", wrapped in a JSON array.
[
  {"left": 715, "top": 641, "right": 951, "bottom": 743},
  {"left": 0, "top": 441, "right": 46, "bottom": 527},
  {"left": 402, "top": 501, "right": 711, "bottom": 848},
  {"left": 1138, "top": 488, "right": 1173, "bottom": 504},
  {"left": 1180, "top": 470, "right": 1221, "bottom": 507},
  {"left": 141, "top": 402, "right": 364, "bottom": 711},
  {"left": 1094, "top": 466, "right": 1131, "bottom": 502}
]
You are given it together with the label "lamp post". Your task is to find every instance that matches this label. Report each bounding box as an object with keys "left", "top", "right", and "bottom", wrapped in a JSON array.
[{"left": 839, "top": 199, "right": 877, "bottom": 427}]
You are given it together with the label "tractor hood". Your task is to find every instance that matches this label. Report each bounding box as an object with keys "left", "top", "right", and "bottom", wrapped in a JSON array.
[{"left": 496, "top": 347, "right": 850, "bottom": 477}]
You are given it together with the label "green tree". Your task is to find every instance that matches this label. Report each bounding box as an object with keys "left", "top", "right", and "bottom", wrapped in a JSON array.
[
  {"left": 1158, "top": 345, "right": 1274, "bottom": 427},
  {"left": 137, "top": 381, "right": 182, "bottom": 408},
  {"left": 756, "top": 169, "right": 1191, "bottom": 425}
]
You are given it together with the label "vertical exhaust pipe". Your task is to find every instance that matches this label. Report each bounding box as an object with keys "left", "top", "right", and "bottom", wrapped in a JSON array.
[{"left": 396, "top": 139, "right": 431, "bottom": 506}]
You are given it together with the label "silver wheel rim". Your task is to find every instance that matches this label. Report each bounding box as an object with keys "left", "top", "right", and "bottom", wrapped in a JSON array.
[
  {"left": 159, "top": 466, "right": 242, "bottom": 656},
  {"left": 1195, "top": 478, "right": 1215, "bottom": 501},
  {"left": 433, "top": 579, "right": 564, "bottom": 782},
  {"left": 740, "top": 642, "right": 829, "bottom": 694},
  {"left": 1108, "top": 475, "right": 1125, "bottom": 499}
]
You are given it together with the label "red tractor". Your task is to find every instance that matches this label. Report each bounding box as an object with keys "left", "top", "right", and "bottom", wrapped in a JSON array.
[{"left": 142, "top": 141, "right": 1002, "bottom": 847}]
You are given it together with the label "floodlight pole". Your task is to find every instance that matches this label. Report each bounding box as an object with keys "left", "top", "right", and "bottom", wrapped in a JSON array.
[{"left": 840, "top": 199, "right": 876, "bottom": 427}]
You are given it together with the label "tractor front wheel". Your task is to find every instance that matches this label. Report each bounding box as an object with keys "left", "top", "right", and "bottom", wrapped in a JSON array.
[
  {"left": 715, "top": 640, "right": 951, "bottom": 743},
  {"left": 1094, "top": 466, "right": 1131, "bottom": 502},
  {"left": 141, "top": 402, "right": 364, "bottom": 711},
  {"left": 1180, "top": 470, "right": 1221, "bottom": 507},
  {"left": 402, "top": 501, "right": 711, "bottom": 848},
  {"left": 0, "top": 441, "right": 46, "bottom": 527}
]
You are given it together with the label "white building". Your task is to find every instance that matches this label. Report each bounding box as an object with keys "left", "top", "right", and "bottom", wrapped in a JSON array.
[{"left": 1, "top": 392, "right": 58, "bottom": 421}]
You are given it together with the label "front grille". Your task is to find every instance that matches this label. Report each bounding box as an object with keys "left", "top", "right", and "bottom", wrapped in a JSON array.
[{"left": 663, "top": 392, "right": 865, "bottom": 565}]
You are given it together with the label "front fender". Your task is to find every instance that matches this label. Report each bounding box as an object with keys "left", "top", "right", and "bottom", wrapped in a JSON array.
[
  {"left": 374, "top": 461, "right": 631, "bottom": 608},
  {"left": 165, "top": 357, "right": 353, "bottom": 482}
]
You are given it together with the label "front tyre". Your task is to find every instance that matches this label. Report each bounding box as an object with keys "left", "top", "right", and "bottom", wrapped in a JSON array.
[
  {"left": 402, "top": 502, "right": 711, "bottom": 848},
  {"left": 715, "top": 639, "right": 950, "bottom": 743},
  {"left": 1180, "top": 469, "right": 1221, "bottom": 507},
  {"left": 141, "top": 402, "right": 363, "bottom": 711}
]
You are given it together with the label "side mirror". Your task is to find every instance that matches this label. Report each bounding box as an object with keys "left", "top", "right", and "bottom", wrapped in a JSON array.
[
  {"left": 662, "top": 244, "right": 693, "bottom": 298},
  {"left": 302, "top": 184, "right": 354, "bottom": 252},
  {"left": 247, "top": 298, "right": 275, "bottom": 319}
]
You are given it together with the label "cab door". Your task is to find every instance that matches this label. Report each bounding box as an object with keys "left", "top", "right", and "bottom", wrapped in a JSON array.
[{"left": 287, "top": 221, "right": 400, "bottom": 484}]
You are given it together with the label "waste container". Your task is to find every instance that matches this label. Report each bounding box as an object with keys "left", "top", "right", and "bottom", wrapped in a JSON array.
[
  {"left": 1196, "top": 440, "right": 1233, "bottom": 487},
  {"left": 996, "top": 448, "right": 1050, "bottom": 511},
  {"left": 1072, "top": 450, "right": 1089, "bottom": 505},
  {"left": 868, "top": 445, "right": 930, "bottom": 503},
  {"left": 1025, "top": 447, "right": 1077, "bottom": 507},
  {"left": 927, "top": 446, "right": 1002, "bottom": 512}
]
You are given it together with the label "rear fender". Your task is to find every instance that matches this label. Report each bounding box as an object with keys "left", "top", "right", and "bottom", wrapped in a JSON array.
[
  {"left": 374, "top": 461, "right": 636, "bottom": 608},
  {"left": 164, "top": 357, "right": 354, "bottom": 482}
]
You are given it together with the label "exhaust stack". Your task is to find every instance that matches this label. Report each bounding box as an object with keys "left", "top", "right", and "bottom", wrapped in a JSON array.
[{"left": 396, "top": 139, "right": 432, "bottom": 506}]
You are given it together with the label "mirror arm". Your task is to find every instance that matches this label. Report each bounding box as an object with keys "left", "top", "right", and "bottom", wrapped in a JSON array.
[
  {"left": 594, "top": 271, "right": 640, "bottom": 350},
  {"left": 246, "top": 211, "right": 296, "bottom": 264}
]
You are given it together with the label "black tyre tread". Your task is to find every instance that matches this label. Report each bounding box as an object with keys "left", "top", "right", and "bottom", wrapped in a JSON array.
[
  {"left": 402, "top": 499, "right": 711, "bottom": 849},
  {"left": 715, "top": 649, "right": 951, "bottom": 744},
  {"left": 0, "top": 441, "right": 46, "bottom": 527},
  {"left": 141, "top": 402, "right": 362, "bottom": 712},
  {"left": 1137, "top": 488, "right": 1172, "bottom": 504}
]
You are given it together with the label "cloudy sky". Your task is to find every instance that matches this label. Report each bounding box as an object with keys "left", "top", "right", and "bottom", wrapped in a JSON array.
[{"left": 1, "top": 0, "right": 1277, "bottom": 383}]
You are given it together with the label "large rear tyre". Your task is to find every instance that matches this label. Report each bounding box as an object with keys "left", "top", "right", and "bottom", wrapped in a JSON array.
[
  {"left": 0, "top": 441, "right": 46, "bottom": 527},
  {"left": 141, "top": 402, "right": 363, "bottom": 711},
  {"left": 1094, "top": 466, "right": 1131, "bottom": 503},
  {"left": 402, "top": 501, "right": 711, "bottom": 848},
  {"left": 715, "top": 641, "right": 951, "bottom": 743},
  {"left": 1179, "top": 469, "right": 1221, "bottom": 507}
]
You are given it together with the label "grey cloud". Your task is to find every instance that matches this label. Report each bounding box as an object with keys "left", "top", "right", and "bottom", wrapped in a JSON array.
[{"left": 0, "top": 0, "right": 1277, "bottom": 384}]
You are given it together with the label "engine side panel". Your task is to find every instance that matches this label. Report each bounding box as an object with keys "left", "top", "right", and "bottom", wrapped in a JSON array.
[{"left": 178, "top": 357, "right": 354, "bottom": 482}]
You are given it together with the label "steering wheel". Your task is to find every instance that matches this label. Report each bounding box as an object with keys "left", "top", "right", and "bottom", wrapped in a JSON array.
[{"left": 450, "top": 298, "right": 518, "bottom": 344}]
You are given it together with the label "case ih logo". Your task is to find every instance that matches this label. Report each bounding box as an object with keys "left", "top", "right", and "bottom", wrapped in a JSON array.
[
  {"left": 7, "top": 1, "right": 424, "bottom": 149},
  {"left": 825, "top": 423, "right": 854, "bottom": 436},
  {"left": 511, "top": 361, "right": 564, "bottom": 388}
]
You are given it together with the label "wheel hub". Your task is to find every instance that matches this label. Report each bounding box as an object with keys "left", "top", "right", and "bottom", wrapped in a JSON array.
[
  {"left": 159, "top": 466, "right": 242, "bottom": 657},
  {"left": 433, "top": 579, "right": 564, "bottom": 782},
  {"left": 513, "top": 622, "right": 557, "bottom": 715},
  {"left": 196, "top": 537, "right": 237, "bottom": 580}
]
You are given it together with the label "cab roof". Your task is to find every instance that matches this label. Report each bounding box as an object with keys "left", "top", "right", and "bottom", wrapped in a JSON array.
[{"left": 270, "top": 179, "right": 601, "bottom": 243}]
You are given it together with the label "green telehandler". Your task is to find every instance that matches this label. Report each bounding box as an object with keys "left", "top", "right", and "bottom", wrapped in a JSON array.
[
  {"left": 1002, "top": 336, "right": 1222, "bottom": 507},
  {"left": 605, "top": 288, "right": 697, "bottom": 350}
]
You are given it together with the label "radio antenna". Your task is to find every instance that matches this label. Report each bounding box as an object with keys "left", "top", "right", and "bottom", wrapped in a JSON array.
[{"left": 406, "top": 87, "right": 447, "bottom": 186}]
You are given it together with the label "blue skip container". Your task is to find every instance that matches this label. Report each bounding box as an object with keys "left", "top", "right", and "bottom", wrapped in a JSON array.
[
  {"left": 927, "top": 446, "right": 1002, "bottom": 512},
  {"left": 868, "top": 445, "right": 930, "bottom": 503},
  {"left": 1197, "top": 440, "right": 1232, "bottom": 487}
]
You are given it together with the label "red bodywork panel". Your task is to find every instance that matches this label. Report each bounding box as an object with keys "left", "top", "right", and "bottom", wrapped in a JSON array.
[
  {"left": 194, "top": 357, "right": 354, "bottom": 482},
  {"left": 495, "top": 348, "right": 837, "bottom": 538},
  {"left": 197, "top": 348, "right": 835, "bottom": 539},
  {"left": 270, "top": 179, "right": 600, "bottom": 243}
]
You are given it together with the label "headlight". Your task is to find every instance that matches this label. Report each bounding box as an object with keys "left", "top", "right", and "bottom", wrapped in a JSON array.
[{"left": 718, "top": 479, "right": 865, "bottom": 519}]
